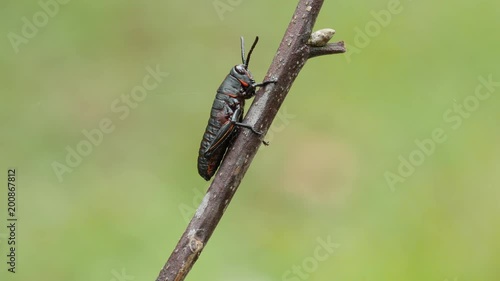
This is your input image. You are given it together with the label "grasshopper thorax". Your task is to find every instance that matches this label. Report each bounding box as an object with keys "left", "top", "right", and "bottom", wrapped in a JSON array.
[{"left": 230, "top": 64, "right": 256, "bottom": 98}]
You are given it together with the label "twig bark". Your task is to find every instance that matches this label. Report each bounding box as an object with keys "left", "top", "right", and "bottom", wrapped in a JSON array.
[
  {"left": 156, "top": 0, "right": 345, "bottom": 280},
  {"left": 309, "top": 41, "right": 346, "bottom": 58}
]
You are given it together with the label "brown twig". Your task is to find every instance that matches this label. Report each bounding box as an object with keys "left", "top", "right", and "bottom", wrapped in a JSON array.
[
  {"left": 309, "top": 41, "right": 346, "bottom": 58},
  {"left": 155, "top": 0, "right": 345, "bottom": 280}
]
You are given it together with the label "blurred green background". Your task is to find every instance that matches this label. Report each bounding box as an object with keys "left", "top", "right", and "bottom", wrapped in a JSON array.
[{"left": 1, "top": 0, "right": 499, "bottom": 280}]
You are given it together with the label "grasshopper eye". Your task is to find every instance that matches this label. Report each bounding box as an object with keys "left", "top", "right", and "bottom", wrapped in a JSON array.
[{"left": 235, "top": 65, "right": 246, "bottom": 75}]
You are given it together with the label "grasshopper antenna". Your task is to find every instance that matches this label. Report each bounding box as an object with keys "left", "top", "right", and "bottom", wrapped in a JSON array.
[
  {"left": 240, "top": 37, "right": 246, "bottom": 66},
  {"left": 244, "top": 36, "right": 259, "bottom": 69}
]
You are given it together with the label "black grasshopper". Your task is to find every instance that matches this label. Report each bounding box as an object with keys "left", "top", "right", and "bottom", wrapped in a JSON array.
[{"left": 197, "top": 36, "right": 275, "bottom": 181}]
